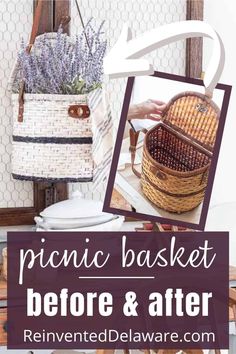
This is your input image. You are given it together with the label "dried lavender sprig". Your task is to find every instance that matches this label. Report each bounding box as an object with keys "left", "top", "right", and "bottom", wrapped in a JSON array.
[{"left": 14, "top": 19, "right": 107, "bottom": 95}]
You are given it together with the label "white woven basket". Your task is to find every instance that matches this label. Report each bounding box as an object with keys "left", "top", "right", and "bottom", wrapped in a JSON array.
[
  {"left": 9, "top": 33, "right": 95, "bottom": 182},
  {"left": 11, "top": 93, "right": 93, "bottom": 182}
]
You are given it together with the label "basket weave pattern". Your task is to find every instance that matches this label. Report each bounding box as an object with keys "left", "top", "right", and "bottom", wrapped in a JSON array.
[
  {"left": 141, "top": 176, "right": 206, "bottom": 213},
  {"left": 12, "top": 143, "right": 93, "bottom": 181},
  {"left": 164, "top": 93, "right": 219, "bottom": 150},
  {"left": 11, "top": 94, "right": 93, "bottom": 181},
  {"left": 141, "top": 92, "right": 219, "bottom": 213},
  {"left": 11, "top": 94, "right": 92, "bottom": 138}
]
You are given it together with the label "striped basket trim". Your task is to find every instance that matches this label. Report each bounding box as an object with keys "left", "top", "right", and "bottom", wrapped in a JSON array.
[
  {"left": 12, "top": 174, "right": 93, "bottom": 183},
  {"left": 13, "top": 136, "right": 92, "bottom": 144}
]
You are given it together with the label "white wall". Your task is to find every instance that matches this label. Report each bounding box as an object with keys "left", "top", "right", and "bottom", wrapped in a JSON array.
[{"left": 203, "top": 0, "right": 236, "bottom": 265}]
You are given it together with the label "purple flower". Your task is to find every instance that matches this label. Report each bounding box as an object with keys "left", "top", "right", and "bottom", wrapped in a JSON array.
[{"left": 14, "top": 19, "right": 107, "bottom": 95}]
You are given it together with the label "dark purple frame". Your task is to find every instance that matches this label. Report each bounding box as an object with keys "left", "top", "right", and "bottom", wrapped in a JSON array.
[{"left": 103, "top": 71, "right": 232, "bottom": 230}]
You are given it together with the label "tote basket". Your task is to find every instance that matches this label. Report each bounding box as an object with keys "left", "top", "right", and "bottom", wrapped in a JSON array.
[
  {"left": 8, "top": 1, "right": 104, "bottom": 183},
  {"left": 10, "top": 86, "right": 93, "bottom": 182},
  {"left": 130, "top": 91, "right": 220, "bottom": 213}
]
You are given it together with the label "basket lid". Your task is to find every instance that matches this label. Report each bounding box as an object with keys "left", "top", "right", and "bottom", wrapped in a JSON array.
[{"left": 161, "top": 91, "right": 220, "bottom": 151}]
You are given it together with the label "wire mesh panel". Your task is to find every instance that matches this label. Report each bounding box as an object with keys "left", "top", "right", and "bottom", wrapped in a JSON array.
[
  {"left": 69, "top": 0, "right": 187, "bottom": 200},
  {"left": 0, "top": 0, "right": 34, "bottom": 208}
]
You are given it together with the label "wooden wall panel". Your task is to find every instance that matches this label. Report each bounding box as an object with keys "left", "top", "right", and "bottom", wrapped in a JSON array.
[
  {"left": 54, "top": 0, "right": 71, "bottom": 33},
  {"left": 33, "top": 0, "right": 54, "bottom": 34},
  {"left": 186, "top": 0, "right": 204, "bottom": 78}
]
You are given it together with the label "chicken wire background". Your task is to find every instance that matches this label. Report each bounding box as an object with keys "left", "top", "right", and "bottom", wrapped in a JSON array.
[
  {"left": 69, "top": 0, "right": 187, "bottom": 200},
  {"left": 0, "top": 0, "right": 34, "bottom": 208}
]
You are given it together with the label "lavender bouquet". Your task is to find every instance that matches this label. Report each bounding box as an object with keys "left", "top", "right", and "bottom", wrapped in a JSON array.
[{"left": 13, "top": 19, "right": 107, "bottom": 95}]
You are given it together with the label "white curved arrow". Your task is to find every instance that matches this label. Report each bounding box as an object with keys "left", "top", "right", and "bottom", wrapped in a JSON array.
[{"left": 104, "top": 20, "right": 225, "bottom": 96}]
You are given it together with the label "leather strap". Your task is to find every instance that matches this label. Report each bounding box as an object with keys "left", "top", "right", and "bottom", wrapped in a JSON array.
[
  {"left": 28, "top": 0, "right": 44, "bottom": 50},
  {"left": 68, "top": 104, "right": 90, "bottom": 119},
  {"left": 18, "top": 0, "right": 44, "bottom": 122},
  {"left": 129, "top": 127, "right": 147, "bottom": 179}
]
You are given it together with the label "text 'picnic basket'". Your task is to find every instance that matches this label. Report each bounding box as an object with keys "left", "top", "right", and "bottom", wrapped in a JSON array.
[
  {"left": 8, "top": 0, "right": 111, "bottom": 183},
  {"left": 130, "top": 25, "right": 224, "bottom": 213}
]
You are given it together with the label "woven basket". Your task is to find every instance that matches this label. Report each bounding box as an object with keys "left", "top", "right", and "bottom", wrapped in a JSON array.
[
  {"left": 9, "top": 32, "right": 95, "bottom": 182},
  {"left": 130, "top": 91, "right": 220, "bottom": 213},
  {"left": 11, "top": 91, "right": 93, "bottom": 182}
]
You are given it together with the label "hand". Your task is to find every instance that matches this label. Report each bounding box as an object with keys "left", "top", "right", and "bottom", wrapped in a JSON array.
[{"left": 127, "top": 99, "right": 167, "bottom": 121}]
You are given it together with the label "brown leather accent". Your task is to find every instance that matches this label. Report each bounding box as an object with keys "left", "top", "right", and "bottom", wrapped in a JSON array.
[
  {"left": 129, "top": 128, "right": 148, "bottom": 179},
  {"left": 68, "top": 105, "right": 90, "bottom": 119},
  {"left": 59, "top": 15, "right": 71, "bottom": 28},
  {"left": 150, "top": 165, "right": 167, "bottom": 180},
  {"left": 18, "top": 83, "right": 26, "bottom": 122},
  {"left": 143, "top": 173, "right": 206, "bottom": 198},
  {"left": 29, "top": 0, "right": 44, "bottom": 47},
  {"left": 129, "top": 128, "right": 141, "bottom": 178}
]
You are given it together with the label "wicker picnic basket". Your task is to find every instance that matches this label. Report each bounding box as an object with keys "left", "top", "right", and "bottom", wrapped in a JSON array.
[{"left": 130, "top": 91, "right": 220, "bottom": 213}]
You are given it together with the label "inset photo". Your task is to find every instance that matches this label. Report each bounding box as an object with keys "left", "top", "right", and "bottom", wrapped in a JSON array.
[{"left": 104, "top": 72, "right": 231, "bottom": 230}]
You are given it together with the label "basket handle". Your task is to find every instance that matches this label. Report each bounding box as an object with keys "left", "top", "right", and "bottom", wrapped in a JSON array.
[
  {"left": 18, "top": 0, "right": 44, "bottom": 122},
  {"left": 129, "top": 127, "right": 147, "bottom": 179}
]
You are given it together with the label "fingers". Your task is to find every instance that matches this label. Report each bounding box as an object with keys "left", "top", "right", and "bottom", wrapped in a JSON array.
[
  {"left": 127, "top": 100, "right": 166, "bottom": 121},
  {"left": 149, "top": 99, "right": 166, "bottom": 106},
  {"left": 153, "top": 103, "right": 167, "bottom": 111},
  {"left": 148, "top": 100, "right": 167, "bottom": 112},
  {"left": 147, "top": 115, "right": 162, "bottom": 121}
]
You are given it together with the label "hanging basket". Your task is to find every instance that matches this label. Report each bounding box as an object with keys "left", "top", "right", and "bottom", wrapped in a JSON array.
[
  {"left": 8, "top": 0, "right": 111, "bottom": 184},
  {"left": 130, "top": 91, "right": 220, "bottom": 213},
  {"left": 9, "top": 32, "right": 94, "bottom": 182},
  {"left": 11, "top": 92, "right": 94, "bottom": 182}
]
